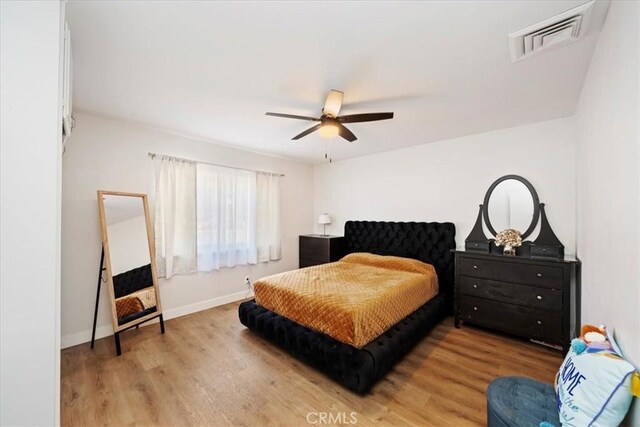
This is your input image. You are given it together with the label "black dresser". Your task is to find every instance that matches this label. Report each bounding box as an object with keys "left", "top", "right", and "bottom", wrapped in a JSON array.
[
  {"left": 299, "top": 235, "right": 346, "bottom": 268},
  {"left": 454, "top": 250, "right": 580, "bottom": 353}
]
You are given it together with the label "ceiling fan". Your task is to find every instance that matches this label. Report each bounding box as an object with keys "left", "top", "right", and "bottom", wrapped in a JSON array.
[{"left": 265, "top": 90, "right": 394, "bottom": 142}]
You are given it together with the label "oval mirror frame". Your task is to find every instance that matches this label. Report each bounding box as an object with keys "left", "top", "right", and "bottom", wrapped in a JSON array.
[{"left": 482, "top": 175, "right": 540, "bottom": 240}]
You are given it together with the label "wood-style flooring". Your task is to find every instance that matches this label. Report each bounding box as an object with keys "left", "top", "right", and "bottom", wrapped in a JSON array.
[{"left": 61, "top": 301, "right": 562, "bottom": 426}]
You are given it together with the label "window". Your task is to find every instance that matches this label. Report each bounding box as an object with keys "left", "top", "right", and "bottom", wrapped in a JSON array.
[
  {"left": 154, "top": 155, "right": 281, "bottom": 277},
  {"left": 196, "top": 164, "right": 257, "bottom": 271}
]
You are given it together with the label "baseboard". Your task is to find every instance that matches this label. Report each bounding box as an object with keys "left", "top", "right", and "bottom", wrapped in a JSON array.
[
  {"left": 61, "top": 289, "right": 253, "bottom": 349},
  {"left": 61, "top": 325, "right": 114, "bottom": 350},
  {"left": 162, "top": 289, "right": 253, "bottom": 319}
]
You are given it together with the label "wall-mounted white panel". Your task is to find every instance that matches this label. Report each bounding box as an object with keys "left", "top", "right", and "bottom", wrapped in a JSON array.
[
  {"left": 0, "top": 1, "right": 63, "bottom": 425},
  {"left": 575, "top": 1, "right": 639, "bottom": 423}
]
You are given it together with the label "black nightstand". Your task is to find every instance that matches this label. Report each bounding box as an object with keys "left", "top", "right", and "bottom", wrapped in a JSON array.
[
  {"left": 299, "top": 235, "right": 346, "bottom": 268},
  {"left": 453, "top": 250, "right": 581, "bottom": 353}
]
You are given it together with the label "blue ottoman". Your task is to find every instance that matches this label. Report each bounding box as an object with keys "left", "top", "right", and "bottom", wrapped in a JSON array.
[{"left": 487, "top": 376, "right": 560, "bottom": 427}]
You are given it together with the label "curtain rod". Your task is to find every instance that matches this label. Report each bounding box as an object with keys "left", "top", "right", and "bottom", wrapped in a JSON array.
[{"left": 147, "top": 152, "right": 285, "bottom": 177}]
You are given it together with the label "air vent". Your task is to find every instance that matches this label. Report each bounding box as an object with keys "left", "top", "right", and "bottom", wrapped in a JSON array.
[{"left": 509, "top": 1, "right": 595, "bottom": 62}]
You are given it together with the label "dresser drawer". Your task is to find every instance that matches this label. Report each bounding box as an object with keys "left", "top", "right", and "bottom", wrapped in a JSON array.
[
  {"left": 458, "top": 257, "right": 563, "bottom": 288},
  {"left": 299, "top": 258, "right": 325, "bottom": 268},
  {"left": 299, "top": 235, "right": 346, "bottom": 268},
  {"left": 460, "top": 297, "right": 562, "bottom": 342},
  {"left": 459, "top": 277, "right": 562, "bottom": 311},
  {"left": 299, "top": 236, "right": 329, "bottom": 251},
  {"left": 531, "top": 245, "right": 563, "bottom": 260},
  {"left": 465, "top": 241, "right": 491, "bottom": 252},
  {"left": 299, "top": 246, "right": 329, "bottom": 261}
]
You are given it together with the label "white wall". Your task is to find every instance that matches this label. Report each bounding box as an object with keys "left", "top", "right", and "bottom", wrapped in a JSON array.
[
  {"left": 61, "top": 113, "right": 313, "bottom": 347},
  {"left": 0, "top": 1, "right": 63, "bottom": 425},
  {"left": 575, "top": 1, "right": 640, "bottom": 423},
  {"left": 314, "top": 117, "right": 576, "bottom": 255},
  {"left": 107, "top": 215, "right": 150, "bottom": 275}
]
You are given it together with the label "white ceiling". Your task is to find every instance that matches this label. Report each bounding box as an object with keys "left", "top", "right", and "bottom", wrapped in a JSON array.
[{"left": 67, "top": 1, "right": 606, "bottom": 164}]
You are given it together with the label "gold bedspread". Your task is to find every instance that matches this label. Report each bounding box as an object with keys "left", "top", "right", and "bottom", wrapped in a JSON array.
[{"left": 253, "top": 253, "right": 438, "bottom": 348}]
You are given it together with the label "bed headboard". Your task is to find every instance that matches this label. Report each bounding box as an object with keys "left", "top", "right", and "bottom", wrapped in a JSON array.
[
  {"left": 112, "top": 264, "right": 153, "bottom": 298},
  {"left": 343, "top": 221, "right": 456, "bottom": 306}
]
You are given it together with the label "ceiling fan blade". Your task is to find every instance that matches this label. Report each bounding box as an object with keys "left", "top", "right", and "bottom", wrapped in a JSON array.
[
  {"left": 292, "top": 123, "right": 322, "bottom": 140},
  {"left": 337, "top": 112, "right": 394, "bottom": 123},
  {"left": 336, "top": 123, "right": 357, "bottom": 142},
  {"left": 266, "top": 112, "right": 320, "bottom": 121},
  {"left": 323, "top": 90, "right": 344, "bottom": 117}
]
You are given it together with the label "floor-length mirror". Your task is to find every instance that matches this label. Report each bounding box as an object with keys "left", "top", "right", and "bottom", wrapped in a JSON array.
[{"left": 96, "top": 190, "right": 164, "bottom": 355}]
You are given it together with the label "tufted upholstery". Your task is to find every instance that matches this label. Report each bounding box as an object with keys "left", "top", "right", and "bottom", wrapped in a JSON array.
[
  {"left": 112, "top": 264, "right": 153, "bottom": 298},
  {"left": 238, "top": 220, "right": 456, "bottom": 393},
  {"left": 344, "top": 221, "right": 456, "bottom": 311},
  {"left": 239, "top": 294, "right": 447, "bottom": 394}
]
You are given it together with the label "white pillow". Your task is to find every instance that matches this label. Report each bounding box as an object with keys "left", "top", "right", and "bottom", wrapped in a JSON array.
[{"left": 556, "top": 331, "right": 636, "bottom": 426}]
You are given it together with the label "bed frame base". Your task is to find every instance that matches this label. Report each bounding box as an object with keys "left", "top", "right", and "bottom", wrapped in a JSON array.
[{"left": 239, "top": 295, "right": 447, "bottom": 394}]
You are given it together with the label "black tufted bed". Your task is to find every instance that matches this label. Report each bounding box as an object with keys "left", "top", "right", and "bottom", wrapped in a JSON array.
[
  {"left": 112, "top": 264, "right": 157, "bottom": 325},
  {"left": 238, "top": 220, "right": 456, "bottom": 394}
]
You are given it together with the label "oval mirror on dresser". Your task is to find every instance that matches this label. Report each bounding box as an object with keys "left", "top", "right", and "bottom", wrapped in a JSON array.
[{"left": 482, "top": 175, "right": 540, "bottom": 240}]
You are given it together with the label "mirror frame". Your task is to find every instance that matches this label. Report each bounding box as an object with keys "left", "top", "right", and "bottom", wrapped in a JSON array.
[
  {"left": 97, "top": 190, "right": 163, "bottom": 333},
  {"left": 482, "top": 175, "right": 540, "bottom": 240}
]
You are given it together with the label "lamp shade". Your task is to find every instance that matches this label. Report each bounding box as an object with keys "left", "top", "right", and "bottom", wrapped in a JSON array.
[
  {"left": 323, "top": 90, "right": 343, "bottom": 117},
  {"left": 318, "top": 123, "right": 339, "bottom": 138},
  {"left": 318, "top": 214, "right": 331, "bottom": 225}
]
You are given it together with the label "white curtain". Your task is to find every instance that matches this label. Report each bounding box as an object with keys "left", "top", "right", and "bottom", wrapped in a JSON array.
[
  {"left": 256, "top": 172, "right": 282, "bottom": 262},
  {"left": 154, "top": 156, "right": 197, "bottom": 278},
  {"left": 197, "top": 164, "right": 257, "bottom": 271}
]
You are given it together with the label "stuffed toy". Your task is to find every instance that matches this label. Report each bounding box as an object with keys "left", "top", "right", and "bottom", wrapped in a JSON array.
[
  {"left": 570, "top": 324, "right": 640, "bottom": 397},
  {"left": 570, "top": 325, "right": 615, "bottom": 353}
]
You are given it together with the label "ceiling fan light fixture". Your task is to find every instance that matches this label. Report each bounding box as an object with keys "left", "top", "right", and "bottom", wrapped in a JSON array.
[
  {"left": 266, "top": 90, "right": 393, "bottom": 143},
  {"left": 323, "top": 90, "right": 344, "bottom": 117},
  {"left": 318, "top": 123, "right": 339, "bottom": 138}
]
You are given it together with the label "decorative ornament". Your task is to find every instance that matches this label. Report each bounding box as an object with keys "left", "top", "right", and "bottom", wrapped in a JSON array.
[{"left": 494, "top": 229, "right": 522, "bottom": 256}]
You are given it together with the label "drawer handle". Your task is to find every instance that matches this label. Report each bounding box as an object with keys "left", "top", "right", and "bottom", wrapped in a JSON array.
[
  {"left": 536, "top": 273, "right": 543, "bottom": 278},
  {"left": 473, "top": 265, "right": 478, "bottom": 270},
  {"left": 536, "top": 320, "right": 542, "bottom": 325},
  {"left": 473, "top": 306, "right": 478, "bottom": 311},
  {"left": 536, "top": 295, "right": 543, "bottom": 300},
  {"left": 473, "top": 284, "right": 478, "bottom": 289},
  {"left": 474, "top": 243, "right": 479, "bottom": 247}
]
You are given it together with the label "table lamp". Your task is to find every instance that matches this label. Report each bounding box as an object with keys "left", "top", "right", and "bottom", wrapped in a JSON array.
[{"left": 318, "top": 213, "right": 331, "bottom": 236}]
